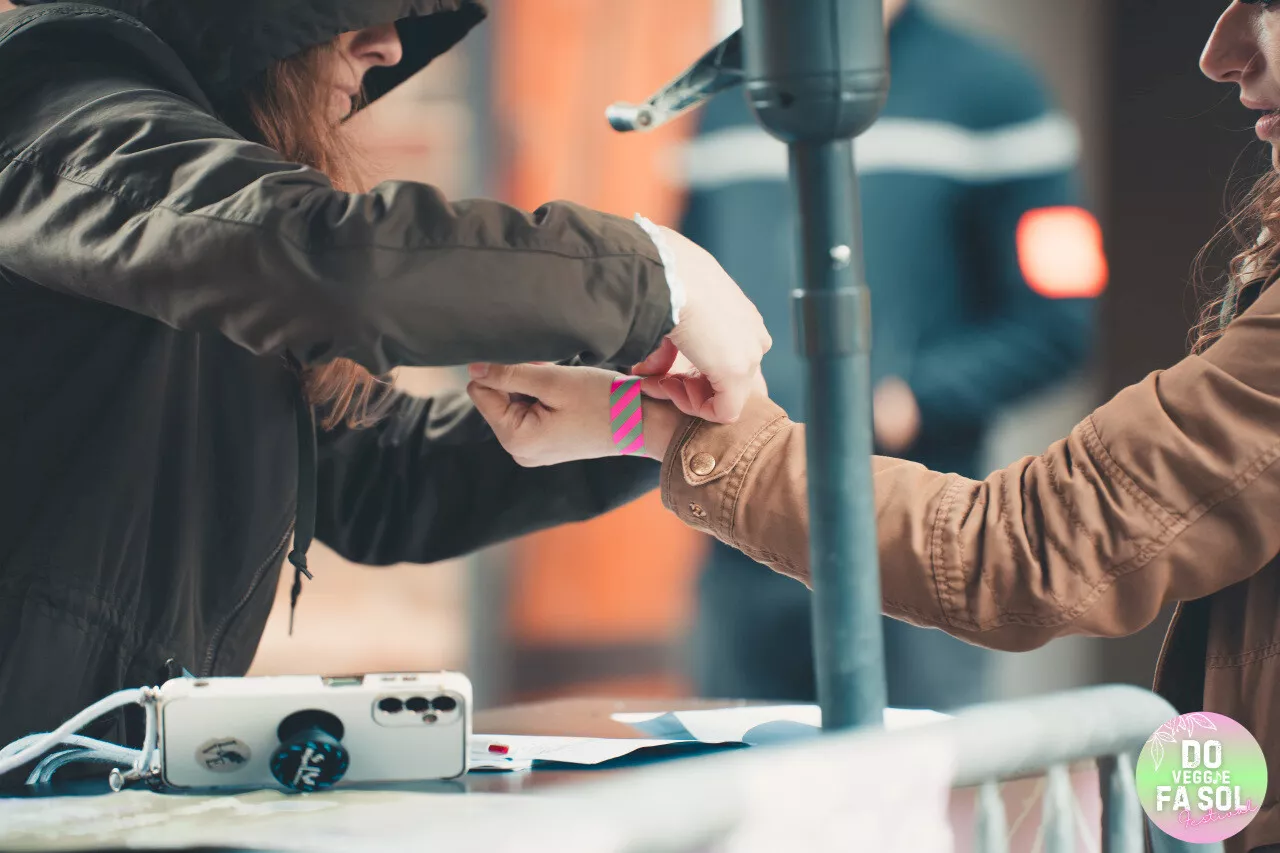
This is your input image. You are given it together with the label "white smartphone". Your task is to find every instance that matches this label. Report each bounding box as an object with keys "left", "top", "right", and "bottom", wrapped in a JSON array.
[{"left": 157, "top": 672, "right": 472, "bottom": 791}]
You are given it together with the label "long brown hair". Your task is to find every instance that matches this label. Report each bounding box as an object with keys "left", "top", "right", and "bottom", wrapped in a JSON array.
[
  {"left": 1193, "top": 168, "right": 1280, "bottom": 353},
  {"left": 242, "top": 40, "right": 391, "bottom": 430}
]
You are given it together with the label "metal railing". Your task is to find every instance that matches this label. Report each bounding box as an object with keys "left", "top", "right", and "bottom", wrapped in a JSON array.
[
  {"left": 946, "top": 685, "right": 1211, "bottom": 853},
  {"left": 553, "top": 685, "right": 1216, "bottom": 853}
]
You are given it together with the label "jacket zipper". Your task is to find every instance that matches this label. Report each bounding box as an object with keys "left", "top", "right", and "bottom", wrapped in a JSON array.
[{"left": 200, "top": 521, "right": 295, "bottom": 677}]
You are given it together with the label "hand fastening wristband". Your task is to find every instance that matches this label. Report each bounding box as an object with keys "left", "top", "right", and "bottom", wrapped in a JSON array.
[{"left": 610, "top": 376, "right": 645, "bottom": 456}]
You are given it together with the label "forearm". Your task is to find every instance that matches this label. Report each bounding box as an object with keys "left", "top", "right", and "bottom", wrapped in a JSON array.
[
  {"left": 655, "top": 402, "right": 977, "bottom": 621},
  {"left": 657, "top": 336, "right": 1280, "bottom": 652},
  {"left": 1, "top": 70, "right": 673, "bottom": 375},
  {"left": 656, "top": 401, "right": 1143, "bottom": 652},
  {"left": 316, "top": 391, "right": 658, "bottom": 565}
]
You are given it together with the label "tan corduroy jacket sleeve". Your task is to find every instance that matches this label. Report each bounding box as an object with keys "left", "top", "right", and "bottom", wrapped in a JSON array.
[{"left": 661, "top": 282, "right": 1280, "bottom": 652}]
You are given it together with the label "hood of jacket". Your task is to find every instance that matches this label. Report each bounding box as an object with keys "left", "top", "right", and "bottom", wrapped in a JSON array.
[{"left": 11, "top": 0, "right": 487, "bottom": 106}]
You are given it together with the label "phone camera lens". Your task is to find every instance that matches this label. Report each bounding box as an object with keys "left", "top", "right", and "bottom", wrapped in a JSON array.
[
  {"left": 377, "top": 697, "right": 403, "bottom": 714},
  {"left": 405, "top": 696, "right": 430, "bottom": 713},
  {"left": 431, "top": 696, "right": 457, "bottom": 713}
]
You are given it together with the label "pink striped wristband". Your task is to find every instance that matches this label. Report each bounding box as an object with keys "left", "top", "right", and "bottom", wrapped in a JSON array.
[{"left": 609, "top": 377, "right": 645, "bottom": 456}]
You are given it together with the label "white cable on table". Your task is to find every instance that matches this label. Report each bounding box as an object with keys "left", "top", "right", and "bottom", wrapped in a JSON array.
[
  {"left": 136, "top": 694, "right": 158, "bottom": 776},
  {"left": 0, "top": 733, "right": 139, "bottom": 766},
  {"left": 0, "top": 688, "right": 148, "bottom": 779},
  {"left": 27, "top": 748, "right": 133, "bottom": 787}
]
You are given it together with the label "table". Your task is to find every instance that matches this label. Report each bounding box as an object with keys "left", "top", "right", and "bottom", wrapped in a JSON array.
[{"left": 1, "top": 698, "right": 1100, "bottom": 853}]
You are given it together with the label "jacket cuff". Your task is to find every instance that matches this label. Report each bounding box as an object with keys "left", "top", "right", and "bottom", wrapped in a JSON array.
[
  {"left": 633, "top": 214, "right": 685, "bottom": 327},
  {"left": 613, "top": 227, "right": 677, "bottom": 366},
  {"left": 660, "top": 396, "right": 793, "bottom": 549}
]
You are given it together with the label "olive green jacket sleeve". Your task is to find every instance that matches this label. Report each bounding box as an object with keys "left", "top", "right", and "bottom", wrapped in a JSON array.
[{"left": 0, "top": 14, "right": 674, "bottom": 375}]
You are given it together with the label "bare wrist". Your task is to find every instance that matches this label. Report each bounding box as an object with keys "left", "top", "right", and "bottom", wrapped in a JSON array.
[{"left": 643, "top": 399, "right": 684, "bottom": 462}]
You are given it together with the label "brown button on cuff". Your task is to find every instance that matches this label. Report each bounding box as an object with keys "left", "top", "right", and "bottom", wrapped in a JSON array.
[
  {"left": 690, "top": 453, "right": 716, "bottom": 477},
  {"left": 675, "top": 398, "right": 792, "bottom": 487}
]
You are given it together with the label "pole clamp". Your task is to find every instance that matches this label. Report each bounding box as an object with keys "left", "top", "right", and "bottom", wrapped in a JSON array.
[{"left": 793, "top": 287, "right": 870, "bottom": 358}]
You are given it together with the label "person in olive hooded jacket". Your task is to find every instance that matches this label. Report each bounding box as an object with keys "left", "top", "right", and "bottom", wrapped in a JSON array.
[{"left": 0, "top": 0, "right": 769, "bottom": 759}]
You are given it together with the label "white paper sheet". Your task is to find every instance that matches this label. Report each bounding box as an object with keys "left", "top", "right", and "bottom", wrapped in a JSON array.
[
  {"left": 468, "top": 741, "right": 533, "bottom": 772},
  {"left": 614, "top": 704, "right": 947, "bottom": 743},
  {"left": 471, "top": 734, "right": 737, "bottom": 766},
  {"left": 474, "top": 705, "right": 949, "bottom": 768}
]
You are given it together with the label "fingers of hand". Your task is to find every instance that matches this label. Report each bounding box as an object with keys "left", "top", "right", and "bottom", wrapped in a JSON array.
[
  {"left": 656, "top": 376, "right": 695, "bottom": 417},
  {"left": 641, "top": 365, "right": 755, "bottom": 424},
  {"left": 671, "top": 350, "right": 696, "bottom": 375},
  {"left": 466, "top": 381, "right": 515, "bottom": 429},
  {"left": 633, "top": 338, "right": 679, "bottom": 377},
  {"left": 669, "top": 305, "right": 769, "bottom": 387},
  {"left": 682, "top": 374, "right": 715, "bottom": 415},
  {"left": 873, "top": 378, "right": 921, "bottom": 452},
  {"left": 703, "top": 378, "right": 748, "bottom": 424},
  {"left": 468, "top": 362, "right": 557, "bottom": 401}
]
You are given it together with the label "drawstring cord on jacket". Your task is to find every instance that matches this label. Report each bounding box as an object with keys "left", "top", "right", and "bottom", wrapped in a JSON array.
[{"left": 288, "top": 363, "right": 319, "bottom": 636}]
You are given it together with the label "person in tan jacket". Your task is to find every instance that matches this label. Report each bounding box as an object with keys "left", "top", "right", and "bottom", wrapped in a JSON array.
[
  {"left": 470, "top": 241, "right": 1280, "bottom": 852},
  {"left": 465, "top": 5, "right": 1280, "bottom": 850}
]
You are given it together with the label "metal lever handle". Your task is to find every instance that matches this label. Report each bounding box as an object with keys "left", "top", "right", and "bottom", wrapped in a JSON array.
[{"left": 605, "top": 30, "right": 744, "bottom": 132}]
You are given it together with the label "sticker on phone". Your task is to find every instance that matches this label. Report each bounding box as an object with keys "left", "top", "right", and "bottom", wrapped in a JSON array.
[{"left": 198, "top": 737, "right": 252, "bottom": 772}]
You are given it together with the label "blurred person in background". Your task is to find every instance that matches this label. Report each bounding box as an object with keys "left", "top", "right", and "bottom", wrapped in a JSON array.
[
  {"left": 678, "top": 0, "right": 1106, "bottom": 710},
  {"left": 0, "top": 0, "right": 771, "bottom": 756}
]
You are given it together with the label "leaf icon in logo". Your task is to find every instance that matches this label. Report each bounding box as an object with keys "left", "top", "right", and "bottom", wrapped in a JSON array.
[
  {"left": 1190, "top": 713, "right": 1218, "bottom": 731},
  {"left": 1149, "top": 736, "right": 1166, "bottom": 772}
]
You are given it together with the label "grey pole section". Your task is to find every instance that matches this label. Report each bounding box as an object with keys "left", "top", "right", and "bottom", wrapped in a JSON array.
[
  {"left": 739, "top": 0, "right": 889, "bottom": 730},
  {"left": 603, "top": 0, "right": 889, "bottom": 733}
]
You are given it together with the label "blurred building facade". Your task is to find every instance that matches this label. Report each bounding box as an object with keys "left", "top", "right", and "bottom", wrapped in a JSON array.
[{"left": 490, "top": 0, "right": 713, "bottom": 702}]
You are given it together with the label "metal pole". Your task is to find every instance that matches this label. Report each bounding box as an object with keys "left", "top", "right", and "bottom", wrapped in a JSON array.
[
  {"left": 789, "top": 141, "right": 885, "bottom": 729},
  {"left": 601, "top": 0, "right": 889, "bottom": 733},
  {"left": 741, "top": 0, "right": 889, "bottom": 731}
]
